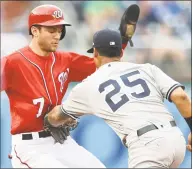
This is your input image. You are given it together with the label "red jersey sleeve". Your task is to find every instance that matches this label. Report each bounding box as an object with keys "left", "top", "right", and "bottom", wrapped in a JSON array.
[
  {"left": 1, "top": 56, "right": 11, "bottom": 91},
  {"left": 68, "top": 52, "right": 96, "bottom": 82},
  {"left": 122, "top": 42, "right": 128, "bottom": 50}
]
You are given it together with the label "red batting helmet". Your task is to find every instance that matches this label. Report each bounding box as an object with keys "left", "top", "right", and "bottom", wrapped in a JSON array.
[{"left": 28, "top": 4, "right": 71, "bottom": 40}]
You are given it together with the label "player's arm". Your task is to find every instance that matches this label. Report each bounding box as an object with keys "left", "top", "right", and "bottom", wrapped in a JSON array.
[
  {"left": 170, "top": 87, "right": 192, "bottom": 131},
  {"left": 170, "top": 87, "right": 192, "bottom": 152},
  {"left": 151, "top": 64, "right": 192, "bottom": 151},
  {"left": 43, "top": 105, "right": 79, "bottom": 144},
  {"left": 44, "top": 81, "right": 92, "bottom": 127},
  {"left": 43, "top": 81, "right": 91, "bottom": 144},
  {"left": 151, "top": 64, "right": 191, "bottom": 124},
  {"left": 68, "top": 52, "right": 96, "bottom": 82},
  {"left": 151, "top": 65, "right": 192, "bottom": 129},
  {"left": 44, "top": 105, "right": 83, "bottom": 127},
  {"left": 170, "top": 87, "right": 191, "bottom": 119}
]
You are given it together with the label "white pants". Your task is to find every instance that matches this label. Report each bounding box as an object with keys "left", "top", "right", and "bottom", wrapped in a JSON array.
[
  {"left": 125, "top": 126, "right": 186, "bottom": 168},
  {"left": 10, "top": 133, "right": 105, "bottom": 168}
]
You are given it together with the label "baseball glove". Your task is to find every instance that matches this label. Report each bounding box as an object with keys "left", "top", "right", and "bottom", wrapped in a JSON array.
[
  {"left": 119, "top": 4, "right": 140, "bottom": 47},
  {"left": 44, "top": 110, "right": 78, "bottom": 144}
]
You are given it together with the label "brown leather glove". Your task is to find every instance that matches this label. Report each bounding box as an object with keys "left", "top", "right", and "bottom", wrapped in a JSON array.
[
  {"left": 44, "top": 113, "right": 78, "bottom": 144},
  {"left": 119, "top": 4, "right": 140, "bottom": 47}
]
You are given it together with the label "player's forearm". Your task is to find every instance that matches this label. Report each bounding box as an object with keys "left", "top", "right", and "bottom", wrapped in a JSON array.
[
  {"left": 170, "top": 87, "right": 192, "bottom": 131},
  {"left": 174, "top": 97, "right": 191, "bottom": 118},
  {"left": 46, "top": 105, "right": 65, "bottom": 127},
  {"left": 171, "top": 90, "right": 191, "bottom": 118},
  {"left": 46, "top": 105, "right": 81, "bottom": 127},
  {"left": 175, "top": 95, "right": 192, "bottom": 131}
]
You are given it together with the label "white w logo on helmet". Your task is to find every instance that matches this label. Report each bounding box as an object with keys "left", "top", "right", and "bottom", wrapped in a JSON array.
[{"left": 53, "top": 10, "right": 63, "bottom": 19}]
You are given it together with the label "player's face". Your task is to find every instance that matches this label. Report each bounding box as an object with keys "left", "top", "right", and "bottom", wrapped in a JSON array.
[{"left": 37, "top": 25, "right": 63, "bottom": 52}]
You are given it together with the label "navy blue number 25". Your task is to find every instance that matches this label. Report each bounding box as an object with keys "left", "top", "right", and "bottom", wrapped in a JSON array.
[{"left": 98, "top": 70, "right": 150, "bottom": 112}]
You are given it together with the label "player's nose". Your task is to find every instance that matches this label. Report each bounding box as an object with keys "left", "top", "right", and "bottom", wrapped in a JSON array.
[{"left": 54, "top": 32, "right": 61, "bottom": 40}]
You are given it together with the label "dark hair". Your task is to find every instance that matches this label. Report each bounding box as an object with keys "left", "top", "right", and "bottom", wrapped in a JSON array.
[{"left": 96, "top": 47, "right": 122, "bottom": 58}]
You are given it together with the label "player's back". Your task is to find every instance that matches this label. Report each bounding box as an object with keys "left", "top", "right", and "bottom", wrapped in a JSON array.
[{"left": 84, "top": 61, "right": 183, "bottom": 135}]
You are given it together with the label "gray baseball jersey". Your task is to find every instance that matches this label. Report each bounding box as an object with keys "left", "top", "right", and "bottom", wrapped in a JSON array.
[{"left": 62, "top": 62, "right": 184, "bottom": 140}]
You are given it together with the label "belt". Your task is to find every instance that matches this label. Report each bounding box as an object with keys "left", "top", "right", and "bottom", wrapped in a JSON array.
[
  {"left": 122, "top": 120, "right": 176, "bottom": 148},
  {"left": 22, "top": 131, "right": 51, "bottom": 140},
  {"left": 137, "top": 120, "right": 176, "bottom": 137}
]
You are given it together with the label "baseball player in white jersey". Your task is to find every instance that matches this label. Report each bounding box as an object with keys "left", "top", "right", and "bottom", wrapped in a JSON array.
[{"left": 44, "top": 29, "right": 192, "bottom": 168}]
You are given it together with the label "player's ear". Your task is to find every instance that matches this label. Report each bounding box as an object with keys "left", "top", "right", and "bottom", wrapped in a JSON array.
[
  {"left": 93, "top": 48, "right": 98, "bottom": 58},
  {"left": 93, "top": 48, "right": 100, "bottom": 68},
  {"left": 31, "top": 26, "right": 40, "bottom": 37}
]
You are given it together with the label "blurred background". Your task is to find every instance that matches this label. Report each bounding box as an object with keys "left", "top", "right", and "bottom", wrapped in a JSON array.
[{"left": 1, "top": 1, "right": 191, "bottom": 168}]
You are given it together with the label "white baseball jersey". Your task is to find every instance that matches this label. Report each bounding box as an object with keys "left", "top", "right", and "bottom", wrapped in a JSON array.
[{"left": 62, "top": 62, "right": 184, "bottom": 139}]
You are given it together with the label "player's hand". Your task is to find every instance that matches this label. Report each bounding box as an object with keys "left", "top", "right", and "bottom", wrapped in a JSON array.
[
  {"left": 44, "top": 114, "right": 70, "bottom": 144},
  {"left": 43, "top": 113, "right": 78, "bottom": 144},
  {"left": 119, "top": 4, "right": 140, "bottom": 47},
  {"left": 186, "top": 133, "right": 192, "bottom": 152}
]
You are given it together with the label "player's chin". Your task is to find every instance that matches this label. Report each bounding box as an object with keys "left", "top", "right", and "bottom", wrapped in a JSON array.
[{"left": 49, "top": 46, "right": 58, "bottom": 52}]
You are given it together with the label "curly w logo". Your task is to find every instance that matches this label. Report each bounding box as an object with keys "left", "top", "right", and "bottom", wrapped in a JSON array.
[
  {"left": 58, "top": 68, "right": 69, "bottom": 93},
  {"left": 53, "top": 10, "right": 63, "bottom": 19}
]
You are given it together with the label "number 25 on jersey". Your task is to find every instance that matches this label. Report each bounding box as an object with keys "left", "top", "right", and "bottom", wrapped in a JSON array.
[{"left": 98, "top": 70, "right": 150, "bottom": 112}]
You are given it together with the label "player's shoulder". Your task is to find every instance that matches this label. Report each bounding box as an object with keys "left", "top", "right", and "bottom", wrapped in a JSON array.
[
  {"left": 72, "top": 71, "right": 96, "bottom": 92},
  {"left": 122, "top": 62, "right": 152, "bottom": 68},
  {"left": 70, "top": 78, "right": 91, "bottom": 96},
  {"left": 113, "top": 62, "right": 156, "bottom": 78},
  {"left": 53, "top": 51, "right": 71, "bottom": 63},
  {"left": 53, "top": 51, "right": 84, "bottom": 59},
  {"left": 139, "top": 63, "right": 158, "bottom": 72},
  {"left": 3, "top": 46, "right": 28, "bottom": 62},
  {"left": 53, "top": 50, "right": 71, "bottom": 58},
  {"left": 54, "top": 51, "right": 91, "bottom": 59},
  {"left": 103, "top": 62, "right": 153, "bottom": 73},
  {"left": 124, "top": 62, "right": 154, "bottom": 71},
  {"left": 53, "top": 51, "right": 78, "bottom": 64},
  {"left": 80, "top": 70, "right": 98, "bottom": 83}
]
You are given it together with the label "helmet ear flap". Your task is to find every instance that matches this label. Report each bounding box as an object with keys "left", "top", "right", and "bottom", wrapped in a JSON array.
[{"left": 60, "top": 26, "right": 66, "bottom": 40}]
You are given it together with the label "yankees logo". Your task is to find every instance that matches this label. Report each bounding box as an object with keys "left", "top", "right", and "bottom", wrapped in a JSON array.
[{"left": 58, "top": 69, "right": 69, "bottom": 93}]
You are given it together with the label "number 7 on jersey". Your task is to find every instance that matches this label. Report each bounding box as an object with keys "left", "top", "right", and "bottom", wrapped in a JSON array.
[{"left": 33, "top": 97, "right": 44, "bottom": 118}]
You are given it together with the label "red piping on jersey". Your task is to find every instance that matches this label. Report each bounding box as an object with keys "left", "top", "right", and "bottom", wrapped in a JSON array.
[{"left": 14, "top": 145, "right": 32, "bottom": 168}]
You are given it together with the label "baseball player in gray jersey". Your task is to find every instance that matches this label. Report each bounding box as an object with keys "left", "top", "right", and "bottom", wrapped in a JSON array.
[{"left": 44, "top": 29, "right": 192, "bottom": 168}]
